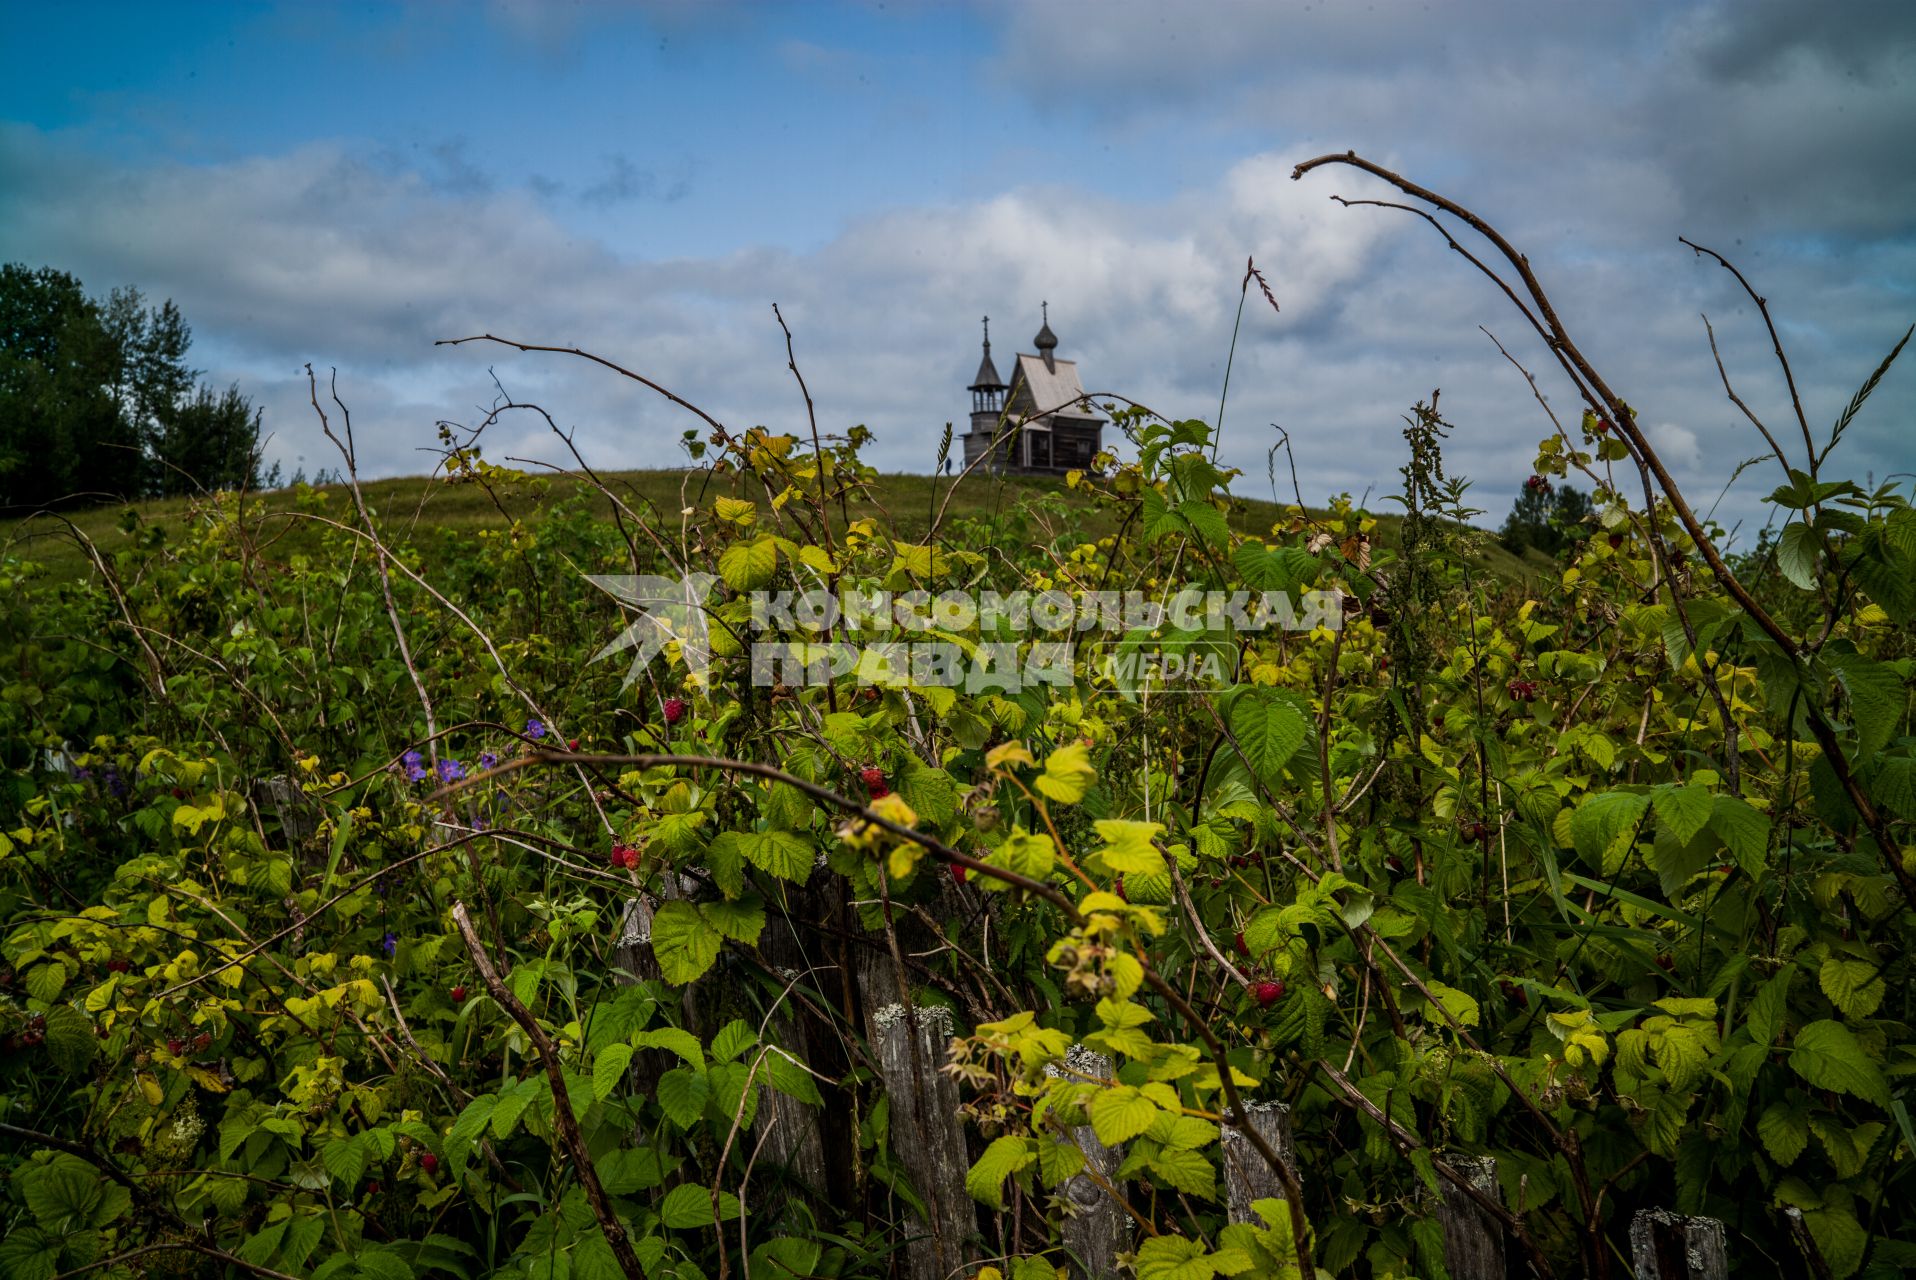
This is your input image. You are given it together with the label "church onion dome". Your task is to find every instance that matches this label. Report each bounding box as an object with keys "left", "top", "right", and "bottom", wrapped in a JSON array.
[{"left": 1034, "top": 302, "right": 1058, "bottom": 370}]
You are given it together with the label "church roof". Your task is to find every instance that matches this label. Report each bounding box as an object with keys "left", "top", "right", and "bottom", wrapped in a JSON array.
[
  {"left": 1010, "top": 353, "right": 1101, "bottom": 426},
  {"left": 970, "top": 346, "right": 1004, "bottom": 391}
]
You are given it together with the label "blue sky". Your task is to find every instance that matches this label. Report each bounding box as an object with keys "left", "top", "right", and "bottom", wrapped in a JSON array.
[{"left": 3, "top": 0, "right": 1912, "bottom": 533}]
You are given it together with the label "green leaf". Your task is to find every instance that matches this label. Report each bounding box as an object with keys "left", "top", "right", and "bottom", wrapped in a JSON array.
[
  {"left": 1149, "top": 1147, "right": 1217, "bottom": 1198},
  {"left": 1094, "top": 819, "right": 1167, "bottom": 875},
  {"left": 718, "top": 538, "right": 779, "bottom": 591},
  {"left": 25, "top": 962, "right": 68, "bottom": 1003},
  {"left": 1229, "top": 693, "right": 1307, "bottom": 783},
  {"left": 446, "top": 1095, "right": 497, "bottom": 1178},
  {"left": 1746, "top": 964, "right": 1794, "bottom": 1046},
  {"left": 320, "top": 1137, "right": 368, "bottom": 1187},
  {"left": 896, "top": 759, "right": 959, "bottom": 826},
  {"left": 1422, "top": 981, "right": 1481, "bottom": 1030},
  {"left": 965, "top": 1134, "right": 1036, "bottom": 1209},
  {"left": 1570, "top": 790, "right": 1650, "bottom": 872},
  {"left": 659, "top": 1183, "right": 741, "bottom": 1230},
  {"left": 1804, "top": 1203, "right": 1869, "bottom": 1279},
  {"left": 701, "top": 896, "right": 766, "bottom": 945},
  {"left": 1134, "top": 1234, "right": 1217, "bottom": 1280},
  {"left": 0, "top": 1226, "right": 60, "bottom": 1280},
  {"left": 632, "top": 1027, "right": 705, "bottom": 1067},
  {"left": 709, "top": 1019, "right": 757, "bottom": 1064},
  {"left": 593, "top": 1044, "right": 634, "bottom": 1101},
  {"left": 736, "top": 829, "right": 814, "bottom": 882},
  {"left": 657, "top": 1066, "right": 710, "bottom": 1129},
  {"left": 1818, "top": 957, "right": 1886, "bottom": 1020},
  {"left": 651, "top": 901, "right": 722, "bottom": 984},
  {"left": 1090, "top": 1086, "right": 1159, "bottom": 1145},
  {"left": 1757, "top": 1100, "right": 1810, "bottom": 1166},
  {"left": 21, "top": 1163, "right": 103, "bottom": 1232},
  {"left": 1788, "top": 1020, "right": 1890, "bottom": 1108},
  {"left": 760, "top": 1047, "right": 823, "bottom": 1106},
  {"left": 1175, "top": 499, "right": 1231, "bottom": 550},
  {"left": 43, "top": 1004, "right": 96, "bottom": 1074},
  {"left": 1651, "top": 784, "right": 1714, "bottom": 847},
  {"left": 1827, "top": 650, "right": 1904, "bottom": 756},
  {"left": 1811, "top": 1117, "right": 1885, "bottom": 1180},
  {"left": 1776, "top": 521, "right": 1820, "bottom": 590}
]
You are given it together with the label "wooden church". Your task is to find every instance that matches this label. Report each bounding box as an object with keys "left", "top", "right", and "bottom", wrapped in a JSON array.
[{"left": 960, "top": 306, "right": 1105, "bottom": 475}]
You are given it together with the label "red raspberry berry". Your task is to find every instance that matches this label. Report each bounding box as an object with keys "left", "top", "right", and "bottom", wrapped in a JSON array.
[
  {"left": 166, "top": 1038, "right": 184, "bottom": 1056},
  {"left": 568, "top": 738, "right": 579, "bottom": 751},
  {"left": 860, "top": 766, "right": 886, "bottom": 790},
  {"left": 867, "top": 782, "right": 891, "bottom": 799},
  {"left": 193, "top": 1032, "right": 212, "bottom": 1051},
  {"left": 1233, "top": 931, "right": 1248, "bottom": 957},
  {"left": 1608, "top": 533, "right": 1624, "bottom": 549},
  {"left": 366, "top": 1180, "right": 381, "bottom": 1195},
  {"left": 1253, "top": 981, "right": 1286, "bottom": 1007},
  {"left": 950, "top": 862, "right": 969, "bottom": 883},
  {"left": 420, "top": 1153, "right": 439, "bottom": 1174},
  {"left": 1595, "top": 419, "right": 1612, "bottom": 434},
  {"left": 1115, "top": 878, "right": 1128, "bottom": 902},
  {"left": 662, "top": 697, "right": 687, "bottom": 725},
  {"left": 450, "top": 985, "right": 467, "bottom": 1004},
  {"left": 107, "top": 958, "right": 130, "bottom": 973}
]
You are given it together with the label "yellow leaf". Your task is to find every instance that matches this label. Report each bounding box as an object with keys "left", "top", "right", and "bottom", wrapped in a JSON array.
[
  {"left": 186, "top": 1065, "right": 231, "bottom": 1093},
  {"left": 714, "top": 496, "right": 757, "bottom": 525},
  {"left": 1035, "top": 744, "right": 1096, "bottom": 804},
  {"left": 986, "top": 741, "right": 1035, "bottom": 770}
]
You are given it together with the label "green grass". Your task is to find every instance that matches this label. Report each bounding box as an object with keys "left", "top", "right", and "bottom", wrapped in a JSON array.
[{"left": 2, "top": 468, "right": 1551, "bottom": 584}]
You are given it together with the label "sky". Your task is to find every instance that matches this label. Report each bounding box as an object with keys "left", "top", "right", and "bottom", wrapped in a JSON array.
[{"left": 2, "top": 0, "right": 1912, "bottom": 537}]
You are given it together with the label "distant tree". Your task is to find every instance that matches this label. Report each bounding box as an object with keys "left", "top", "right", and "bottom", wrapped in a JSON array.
[
  {"left": 1501, "top": 476, "right": 1594, "bottom": 555},
  {"left": 0, "top": 263, "right": 264, "bottom": 509}
]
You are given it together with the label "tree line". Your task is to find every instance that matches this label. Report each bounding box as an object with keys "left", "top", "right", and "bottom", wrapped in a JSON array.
[{"left": 0, "top": 263, "right": 268, "bottom": 510}]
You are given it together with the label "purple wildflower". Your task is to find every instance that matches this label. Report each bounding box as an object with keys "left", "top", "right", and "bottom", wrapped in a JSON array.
[
  {"left": 478, "top": 751, "right": 499, "bottom": 772},
  {"left": 381, "top": 930, "right": 398, "bottom": 958},
  {"left": 103, "top": 766, "right": 127, "bottom": 799},
  {"left": 400, "top": 749, "right": 427, "bottom": 782},
  {"left": 438, "top": 758, "right": 465, "bottom": 783},
  {"left": 525, "top": 718, "right": 546, "bottom": 741}
]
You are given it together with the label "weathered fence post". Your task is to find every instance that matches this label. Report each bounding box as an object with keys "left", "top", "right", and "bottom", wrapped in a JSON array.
[
  {"left": 1046, "top": 1046, "right": 1128, "bottom": 1278},
  {"left": 609, "top": 896, "right": 670, "bottom": 1099},
  {"left": 255, "top": 774, "right": 319, "bottom": 846},
  {"left": 1430, "top": 1155, "right": 1504, "bottom": 1280},
  {"left": 1221, "top": 1101, "right": 1300, "bottom": 1223},
  {"left": 870, "top": 1002, "right": 976, "bottom": 1280},
  {"left": 1629, "top": 1209, "right": 1727, "bottom": 1280}
]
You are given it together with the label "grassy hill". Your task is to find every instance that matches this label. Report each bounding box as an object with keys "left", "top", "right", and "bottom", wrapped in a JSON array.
[{"left": 2, "top": 468, "right": 1550, "bottom": 584}]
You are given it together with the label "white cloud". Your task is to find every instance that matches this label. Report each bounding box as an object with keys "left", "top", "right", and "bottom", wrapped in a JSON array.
[{"left": 2, "top": 114, "right": 1908, "bottom": 538}]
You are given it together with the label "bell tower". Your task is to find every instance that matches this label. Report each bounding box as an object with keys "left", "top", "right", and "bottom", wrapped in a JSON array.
[{"left": 968, "top": 316, "right": 1006, "bottom": 435}]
